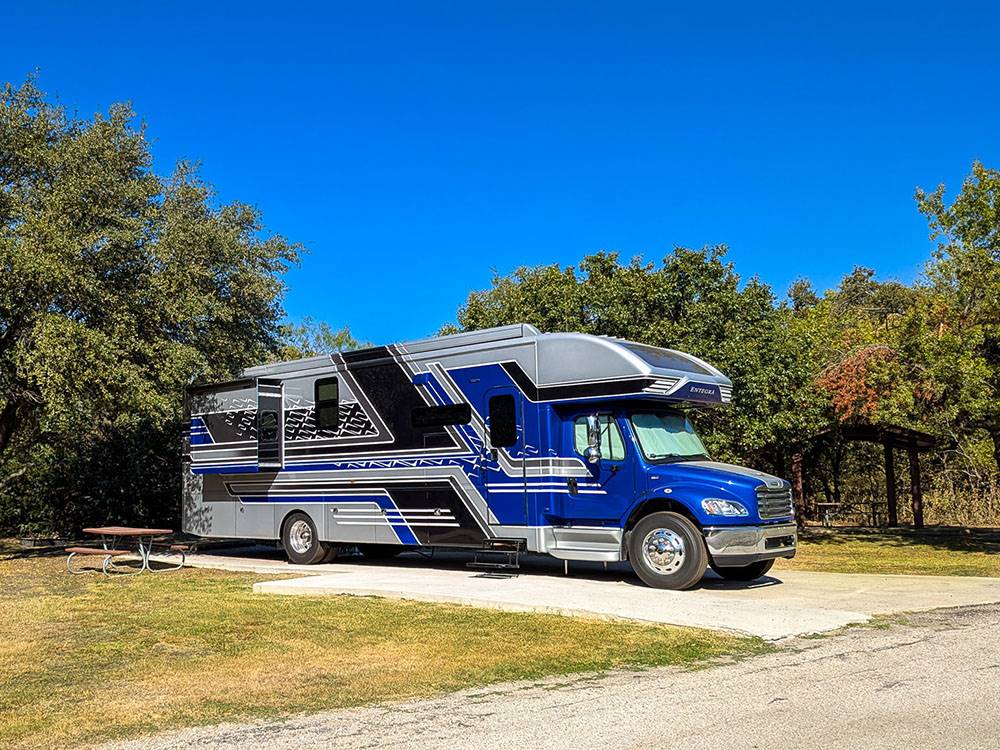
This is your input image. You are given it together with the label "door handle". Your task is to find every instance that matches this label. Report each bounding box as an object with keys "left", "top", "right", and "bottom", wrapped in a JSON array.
[{"left": 568, "top": 478, "right": 578, "bottom": 495}]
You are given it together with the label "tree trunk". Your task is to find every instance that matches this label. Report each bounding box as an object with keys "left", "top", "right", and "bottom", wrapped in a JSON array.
[
  {"left": 992, "top": 428, "right": 1000, "bottom": 475},
  {"left": 803, "top": 453, "right": 815, "bottom": 517},
  {"left": 832, "top": 446, "right": 842, "bottom": 506},
  {"left": 0, "top": 400, "right": 21, "bottom": 458},
  {"left": 790, "top": 451, "right": 805, "bottom": 523}
]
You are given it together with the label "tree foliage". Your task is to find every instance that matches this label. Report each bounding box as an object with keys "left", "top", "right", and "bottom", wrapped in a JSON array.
[
  {"left": 0, "top": 77, "right": 301, "bottom": 532},
  {"left": 917, "top": 162, "right": 1000, "bottom": 466},
  {"left": 275, "top": 317, "right": 365, "bottom": 361}
]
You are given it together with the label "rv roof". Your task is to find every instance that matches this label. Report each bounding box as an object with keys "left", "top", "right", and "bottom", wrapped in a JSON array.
[
  {"left": 241, "top": 324, "right": 731, "bottom": 394},
  {"left": 396, "top": 323, "right": 541, "bottom": 353}
]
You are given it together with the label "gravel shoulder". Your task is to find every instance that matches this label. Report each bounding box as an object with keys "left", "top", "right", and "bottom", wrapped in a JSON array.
[{"left": 96, "top": 603, "right": 1000, "bottom": 750}]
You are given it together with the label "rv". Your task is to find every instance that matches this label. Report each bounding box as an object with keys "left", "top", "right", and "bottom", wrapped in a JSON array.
[{"left": 183, "top": 324, "right": 796, "bottom": 590}]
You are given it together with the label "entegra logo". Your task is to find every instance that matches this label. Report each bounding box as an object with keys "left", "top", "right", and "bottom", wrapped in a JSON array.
[{"left": 689, "top": 386, "right": 716, "bottom": 396}]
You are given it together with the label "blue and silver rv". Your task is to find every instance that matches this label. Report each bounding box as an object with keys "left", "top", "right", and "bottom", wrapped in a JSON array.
[{"left": 183, "top": 324, "right": 796, "bottom": 589}]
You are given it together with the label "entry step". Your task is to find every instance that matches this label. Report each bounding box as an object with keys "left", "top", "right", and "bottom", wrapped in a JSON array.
[
  {"left": 467, "top": 538, "right": 526, "bottom": 573},
  {"left": 481, "top": 538, "right": 526, "bottom": 552}
]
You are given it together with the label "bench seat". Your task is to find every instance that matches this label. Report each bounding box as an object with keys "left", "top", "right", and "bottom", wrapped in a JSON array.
[{"left": 65, "top": 546, "right": 130, "bottom": 556}]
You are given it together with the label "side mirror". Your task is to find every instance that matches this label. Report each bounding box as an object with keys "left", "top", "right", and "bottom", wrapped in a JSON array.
[{"left": 584, "top": 414, "right": 602, "bottom": 464}]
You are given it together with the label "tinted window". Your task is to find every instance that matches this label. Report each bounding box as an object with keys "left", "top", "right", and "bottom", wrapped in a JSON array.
[
  {"left": 316, "top": 380, "right": 339, "bottom": 402},
  {"left": 259, "top": 411, "right": 279, "bottom": 442},
  {"left": 412, "top": 403, "right": 472, "bottom": 430},
  {"left": 488, "top": 394, "right": 517, "bottom": 448},
  {"left": 574, "top": 415, "right": 626, "bottom": 461},
  {"left": 314, "top": 377, "right": 339, "bottom": 430}
]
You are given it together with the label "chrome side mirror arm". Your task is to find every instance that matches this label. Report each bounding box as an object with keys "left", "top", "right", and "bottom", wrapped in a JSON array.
[{"left": 585, "top": 414, "right": 602, "bottom": 464}]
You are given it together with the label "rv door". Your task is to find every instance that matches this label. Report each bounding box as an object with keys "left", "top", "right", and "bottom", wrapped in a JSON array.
[
  {"left": 256, "top": 378, "right": 284, "bottom": 470},
  {"left": 483, "top": 387, "right": 527, "bottom": 526}
]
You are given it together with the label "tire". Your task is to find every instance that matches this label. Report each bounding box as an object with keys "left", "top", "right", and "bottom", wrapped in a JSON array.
[
  {"left": 710, "top": 558, "right": 775, "bottom": 581},
  {"left": 628, "top": 511, "right": 707, "bottom": 590},
  {"left": 281, "top": 512, "right": 330, "bottom": 565},
  {"left": 357, "top": 544, "right": 404, "bottom": 559}
]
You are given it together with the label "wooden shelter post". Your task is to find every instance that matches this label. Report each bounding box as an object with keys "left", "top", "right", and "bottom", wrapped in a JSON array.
[
  {"left": 884, "top": 441, "right": 898, "bottom": 527},
  {"left": 908, "top": 444, "right": 924, "bottom": 529}
]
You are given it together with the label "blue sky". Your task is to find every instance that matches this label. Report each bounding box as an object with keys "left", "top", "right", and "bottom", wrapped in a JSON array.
[{"left": 3, "top": 1, "right": 998, "bottom": 344}]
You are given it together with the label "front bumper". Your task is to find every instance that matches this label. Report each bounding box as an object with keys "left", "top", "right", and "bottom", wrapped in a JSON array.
[{"left": 703, "top": 522, "right": 796, "bottom": 567}]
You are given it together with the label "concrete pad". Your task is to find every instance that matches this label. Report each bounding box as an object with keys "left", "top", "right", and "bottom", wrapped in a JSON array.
[
  {"left": 161, "top": 547, "right": 1000, "bottom": 640},
  {"left": 253, "top": 567, "right": 871, "bottom": 639}
]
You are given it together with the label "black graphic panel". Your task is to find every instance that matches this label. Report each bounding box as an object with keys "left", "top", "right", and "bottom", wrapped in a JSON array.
[
  {"left": 387, "top": 483, "right": 488, "bottom": 547},
  {"left": 294, "top": 349, "right": 460, "bottom": 457}
]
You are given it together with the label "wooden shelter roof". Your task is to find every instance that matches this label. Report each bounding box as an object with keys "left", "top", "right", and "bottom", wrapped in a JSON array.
[{"left": 812, "top": 423, "right": 937, "bottom": 452}]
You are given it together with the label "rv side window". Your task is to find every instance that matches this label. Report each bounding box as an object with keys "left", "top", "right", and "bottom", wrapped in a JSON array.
[
  {"left": 488, "top": 394, "right": 517, "bottom": 447},
  {"left": 573, "top": 415, "right": 626, "bottom": 461},
  {"left": 259, "top": 411, "right": 279, "bottom": 442},
  {"left": 412, "top": 403, "right": 472, "bottom": 431},
  {"left": 314, "top": 377, "right": 339, "bottom": 430}
]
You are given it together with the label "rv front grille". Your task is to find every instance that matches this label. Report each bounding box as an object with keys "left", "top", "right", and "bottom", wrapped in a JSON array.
[{"left": 756, "top": 486, "right": 794, "bottom": 520}]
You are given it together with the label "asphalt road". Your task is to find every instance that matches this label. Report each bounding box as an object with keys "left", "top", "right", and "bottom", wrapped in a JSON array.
[{"left": 102, "top": 604, "right": 1000, "bottom": 750}]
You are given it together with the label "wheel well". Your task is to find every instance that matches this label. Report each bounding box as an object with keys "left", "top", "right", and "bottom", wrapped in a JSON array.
[
  {"left": 622, "top": 498, "right": 703, "bottom": 561},
  {"left": 624, "top": 497, "right": 701, "bottom": 533}
]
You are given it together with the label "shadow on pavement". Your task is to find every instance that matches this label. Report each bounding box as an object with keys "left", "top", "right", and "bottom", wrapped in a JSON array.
[{"left": 200, "top": 543, "right": 780, "bottom": 591}]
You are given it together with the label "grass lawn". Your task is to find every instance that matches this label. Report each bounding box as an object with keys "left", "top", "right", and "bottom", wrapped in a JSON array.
[
  {"left": 0, "top": 549, "right": 767, "bottom": 750},
  {"left": 775, "top": 526, "right": 1000, "bottom": 577}
]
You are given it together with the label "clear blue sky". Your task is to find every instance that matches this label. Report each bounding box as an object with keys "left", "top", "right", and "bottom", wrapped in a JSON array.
[{"left": 4, "top": 1, "right": 998, "bottom": 344}]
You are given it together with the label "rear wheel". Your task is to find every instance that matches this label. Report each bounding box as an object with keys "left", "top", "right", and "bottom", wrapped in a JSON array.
[
  {"left": 710, "top": 558, "right": 775, "bottom": 581},
  {"left": 628, "top": 511, "right": 707, "bottom": 590},
  {"left": 281, "top": 512, "right": 331, "bottom": 565}
]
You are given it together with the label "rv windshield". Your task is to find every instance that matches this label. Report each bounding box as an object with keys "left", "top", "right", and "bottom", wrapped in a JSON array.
[{"left": 629, "top": 411, "right": 708, "bottom": 462}]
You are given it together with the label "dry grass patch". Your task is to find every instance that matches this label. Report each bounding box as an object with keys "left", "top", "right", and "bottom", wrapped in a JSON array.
[
  {"left": 0, "top": 551, "right": 767, "bottom": 749},
  {"left": 775, "top": 527, "right": 1000, "bottom": 577}
]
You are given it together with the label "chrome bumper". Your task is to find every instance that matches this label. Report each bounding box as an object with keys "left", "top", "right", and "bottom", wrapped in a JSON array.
[{"left": 703, "top": 522, "right": 797, "bottom": 567}]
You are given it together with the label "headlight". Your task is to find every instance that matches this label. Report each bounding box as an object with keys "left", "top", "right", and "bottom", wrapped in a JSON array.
[{"left": 701, "top": 498, "right": 749, "bottom": 517}]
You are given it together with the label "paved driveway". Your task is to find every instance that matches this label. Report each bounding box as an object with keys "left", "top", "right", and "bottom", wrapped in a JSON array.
[{"left": 166, "top": 547, "right": 1000, "bottom": 639}]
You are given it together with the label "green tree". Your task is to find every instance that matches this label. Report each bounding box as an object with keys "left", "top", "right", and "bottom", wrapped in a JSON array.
[
  {"left": 276, "top": 317, "right": 365, "bottom": 360},
  {"left": 0, "top": 77, "right": 300, "bottom": 531},
  {"left": 916, "top": 162, "right": 1000, "bottom": 470}
]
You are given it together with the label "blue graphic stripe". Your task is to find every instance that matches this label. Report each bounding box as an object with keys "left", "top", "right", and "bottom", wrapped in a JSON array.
[{"left": 189, "top": 417, "right": 214, "bottom": 445}]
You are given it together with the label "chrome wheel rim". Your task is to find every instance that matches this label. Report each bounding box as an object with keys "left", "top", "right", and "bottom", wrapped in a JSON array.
[
  {"left": 288, "top": 519, "right": 313, "bottom": 555},
  {"left": 641, "top": 528, "right": 686, "bottom": 575}
]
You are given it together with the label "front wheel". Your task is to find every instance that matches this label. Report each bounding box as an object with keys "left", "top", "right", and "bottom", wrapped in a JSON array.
[
  {"left": 710, "top": 558, "right": 775, "bottom": 581},
  {"left": 628, "top": 511, "right": 707, "bottom": 590},
  {"left": 282, "top": 512, "right": 331, "bottom": 565}
]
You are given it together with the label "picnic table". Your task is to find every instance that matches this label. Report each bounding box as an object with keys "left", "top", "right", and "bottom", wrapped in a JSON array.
[
  {"left": 816, "top": 501, "right": 889, "bottom": 528},
  {"left": 66, "top": 526, "right": 189, "bottom": 576}
]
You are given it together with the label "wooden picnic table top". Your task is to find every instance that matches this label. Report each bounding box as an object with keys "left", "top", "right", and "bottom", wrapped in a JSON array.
[{"left": 83, "top": 526, "right": 174, "bottom": 537}]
